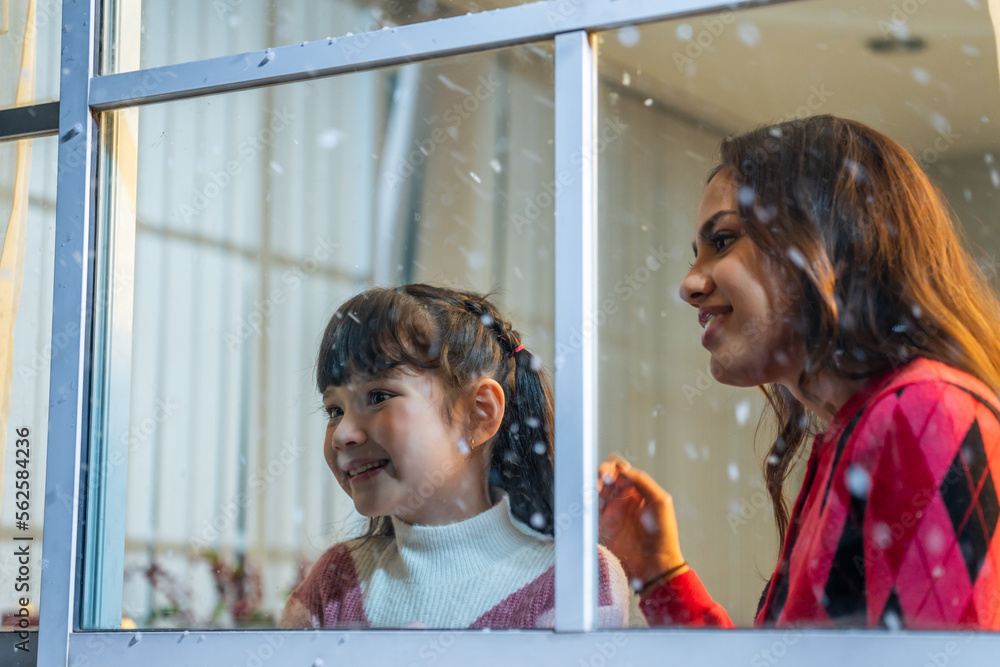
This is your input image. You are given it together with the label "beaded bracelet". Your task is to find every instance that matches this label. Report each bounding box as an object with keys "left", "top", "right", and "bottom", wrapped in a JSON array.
[{"left": 639, "top": 561, "right": 689, "bottom": 596}]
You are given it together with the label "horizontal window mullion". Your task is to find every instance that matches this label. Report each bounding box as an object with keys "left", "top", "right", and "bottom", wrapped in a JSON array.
[{"left": 88, "top": 0, "right": 744, "bottom": 110}]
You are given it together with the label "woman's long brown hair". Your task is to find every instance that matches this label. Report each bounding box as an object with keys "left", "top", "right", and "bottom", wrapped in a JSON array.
[{"left": 712, "top": 115, "right": 1000, "bottom": 545}]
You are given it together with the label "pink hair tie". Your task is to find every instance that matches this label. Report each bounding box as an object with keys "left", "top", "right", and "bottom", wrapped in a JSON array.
[{"left": 510, "top": 344, "right": 525, "bottom": 357}]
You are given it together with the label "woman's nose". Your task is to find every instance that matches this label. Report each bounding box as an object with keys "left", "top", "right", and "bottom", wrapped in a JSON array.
[{"left": 679, "top": 261, "right": 713, "bottom": 306}]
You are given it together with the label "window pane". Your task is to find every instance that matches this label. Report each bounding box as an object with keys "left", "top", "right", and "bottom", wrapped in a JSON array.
[
  {"left": 596, "top": 0, "right": 1000, "bottom": 628},
  {"left": 0, "top": 134, "right": 57, "bottom": 650},
  {"left": 0, "top": 0, "right": 61, "bottom": 109},
  {"left": 85, "top": 44, "right": 567, "bottom": 630},
  {"left": 103, "top": 0, "right": 543, "bottom": 74}
]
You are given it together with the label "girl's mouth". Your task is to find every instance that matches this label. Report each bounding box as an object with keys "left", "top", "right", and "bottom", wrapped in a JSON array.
[{"left": 347, "top": 459, "right": 389, "bottom": 482}]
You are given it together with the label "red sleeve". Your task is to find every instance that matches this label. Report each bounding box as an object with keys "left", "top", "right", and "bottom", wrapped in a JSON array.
[
  {"left": 639, "top": 569, "right": 735, "bottom": 627},
  {"left": 856, "top": 382, "right": 1000, "bottom": 630}
]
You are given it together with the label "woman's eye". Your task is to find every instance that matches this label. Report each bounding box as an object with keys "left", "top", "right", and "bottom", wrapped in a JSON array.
[
  {"left": 712, "top": 234, "right": 736, "bottom": 252},
  {"left": 369, "top": 391, "right": 392, "bottom": 406}
]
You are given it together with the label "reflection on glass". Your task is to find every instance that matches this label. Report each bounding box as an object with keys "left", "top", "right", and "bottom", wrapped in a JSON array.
[
  {"left": 0, "top": 134, "right": 57, "bottom": 641},
  {"left": 596, "top": 0, "right": 1000, "bottom": 628},
  {"left": 89, "top": 44, "right": 564, "bottom": 630},
  {"left": 0, "top": 0, "right": 61, "bottom": 109},
  {"left": 105, "top": 0, "right": 542, "bottom": 74}
]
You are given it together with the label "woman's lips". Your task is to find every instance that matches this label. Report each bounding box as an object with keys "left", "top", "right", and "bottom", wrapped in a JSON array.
[{"left": 701, "top": 311, "right": 730, "bottom": 348}]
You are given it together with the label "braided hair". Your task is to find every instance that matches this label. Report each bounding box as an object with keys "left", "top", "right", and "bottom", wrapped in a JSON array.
[{"left": 316, "top": 284, "right": 555, "bottom": 537}]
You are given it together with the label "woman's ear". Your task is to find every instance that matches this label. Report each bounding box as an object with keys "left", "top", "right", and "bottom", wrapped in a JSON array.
[{"left": 467, "top": 378, "right": 505, "bottom": 449}]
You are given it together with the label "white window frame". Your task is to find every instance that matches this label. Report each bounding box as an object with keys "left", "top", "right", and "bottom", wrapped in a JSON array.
[{"left": 2, "top": 0, "right": 993, "bottom": 664}]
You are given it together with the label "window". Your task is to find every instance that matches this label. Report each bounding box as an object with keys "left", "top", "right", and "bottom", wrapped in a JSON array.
[{"left": 1, "top": 0, "right": 996, "bottom": 665}]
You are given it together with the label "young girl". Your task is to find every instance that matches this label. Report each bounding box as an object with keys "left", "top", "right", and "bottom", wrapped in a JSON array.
[
  {"left": 282, "top": 284, "right": 639, "bottom": 629},
  {"left": 599, "top": 115, "right": 1000, "bottom": 629}
]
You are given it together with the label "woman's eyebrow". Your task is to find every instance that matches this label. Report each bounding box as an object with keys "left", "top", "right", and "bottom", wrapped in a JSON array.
[{"left": 692, "top": 210, "right": 739, "bottom": 256}]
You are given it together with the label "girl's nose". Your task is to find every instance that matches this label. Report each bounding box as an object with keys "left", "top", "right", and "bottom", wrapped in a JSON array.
[
  {"left": 679, "top": 261, "right": 713, "bottom": 306},
  {"left": 331, "top": 412, "right": 366, "bottom": 451}
]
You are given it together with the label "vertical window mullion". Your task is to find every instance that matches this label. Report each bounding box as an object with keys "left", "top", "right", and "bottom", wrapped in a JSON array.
[
  {"left": 38, "top": 0, "right": 101, "bottom": 662},
  {"left": 553, "top": 30, "right": 598, "bottom": 633}
]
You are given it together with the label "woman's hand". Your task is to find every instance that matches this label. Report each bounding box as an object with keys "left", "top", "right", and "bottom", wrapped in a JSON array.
[{"left": 597, "top": 454, "right": 687, "bottom": 589}]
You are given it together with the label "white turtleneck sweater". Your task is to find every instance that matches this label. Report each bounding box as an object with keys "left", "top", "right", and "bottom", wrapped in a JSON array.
[{"left": 282, "top": 495, "right": 643, "bottom": 629}]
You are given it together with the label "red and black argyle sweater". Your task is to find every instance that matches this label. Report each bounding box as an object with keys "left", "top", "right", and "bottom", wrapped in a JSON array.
[{"left": 643, "top": 358, "right": 1000, "bottom": 629}]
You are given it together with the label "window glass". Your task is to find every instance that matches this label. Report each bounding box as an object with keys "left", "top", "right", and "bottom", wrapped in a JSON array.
[
  {"left": 85, "top": 44, "right": 565, "bottom": 631},
  {"left": 104, "top": 0, "right": 543, "bottom": 74},
  {"left": 0, "top": 0, "right": 61, "bottom": 109},
  {"left": 0, "top": 134, "right": 57, "bottom": 650},
  {"left": 596, "top": 0, "right": 1000, "bottom": 627}
]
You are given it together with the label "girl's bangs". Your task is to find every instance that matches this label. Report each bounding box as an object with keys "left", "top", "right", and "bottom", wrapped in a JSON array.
[{"left": 317, "top": 289, "right": 437, "bottom": 391}]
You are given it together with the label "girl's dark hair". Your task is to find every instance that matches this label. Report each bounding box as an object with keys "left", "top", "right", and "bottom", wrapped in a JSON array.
[
  {"left": 711, "top": 115, "right": 1000, "bottom": 546},
  {"left": 317, "top": 283, "right": 555, "bottom": 537}
]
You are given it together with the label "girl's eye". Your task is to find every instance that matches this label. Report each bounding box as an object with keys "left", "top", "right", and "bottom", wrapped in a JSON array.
[
  {"left": 369, "top": 391, "right": 393, "bottom": 406},
  {"left": 326, "top": 406, "right": 343, "bottom": 423}
]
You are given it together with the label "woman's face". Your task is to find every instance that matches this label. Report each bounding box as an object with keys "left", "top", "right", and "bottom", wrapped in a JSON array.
[{"left": 679, "top": 171, "right": 805, "bottom": 388}]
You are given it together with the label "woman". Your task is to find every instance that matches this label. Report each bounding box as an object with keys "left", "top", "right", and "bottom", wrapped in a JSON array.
[{"left": 599, "top": 115, "right": 1000, "bottom": 630}]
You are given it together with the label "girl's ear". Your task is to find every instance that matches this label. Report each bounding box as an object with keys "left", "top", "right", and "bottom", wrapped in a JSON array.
[{"left": 467, "top": 378, "right": 505, "bottom": 449}]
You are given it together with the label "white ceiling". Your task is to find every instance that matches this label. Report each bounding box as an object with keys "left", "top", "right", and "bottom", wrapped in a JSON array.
[{"left": 596, "top": 0, "right": 1000, "bottom": 157}]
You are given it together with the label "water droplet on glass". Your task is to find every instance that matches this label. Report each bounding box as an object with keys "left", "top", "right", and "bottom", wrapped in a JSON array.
[
  {"left": 727, "top": 463, "right": 739, "bottom": 481},
  {"left": 621, "top": 72, "right": 631, "bottom": 86},
  {"left": 738, "top": 185, "right": 756, "bottom": 206},
  {"left": 767, "top": 454, "right": 780, "bottom": 466},
  {"left": 269, "top": 160, "right": 284, "bottom": 174},
  {"left": 737, "top": 23, "right": 760, "bottom": 47},
  {"left": 317, "top": 128, "right": 344, "bottom": 149},
  {"left": 962, "top": 44, "right": 980, "bottom": 56},
  {"left": 786, "top": 247, "right": 807, "bottom": 269},
  {"left": 629, "top": 577, "right": 643, "bottom": 591},
  {"left": 991, "top": 169, "right": 1000, "bottom": 189},
  {"left": 530, "top": 355, "right": 543, "bottom": 372},
  {"left": 312, "top": 660, "right": 325, "bottom": 667},
  {"left": 436, "top": 74, "right": 471, "bottom": 95},
  {"left": 676, "top": 23, "right": 693, "bottom": 40},
  {"left": 530, "top": 513, "right": 545, "bottom": 529},
  {"left": 618, "top": 26, "right": 640, "bottom": 47},
  {"left": 480, "top": 313, "right": 493, "bottom": 326},
  {"left": 533, "top": 441, "right": 546, "bottom": 455},
  {"left": 639, "top": 508, "right": 659, "bottom": 533},
  {"left": 457, "top": 439, "right": 471, "bottom": 455},
  {"left": 735, "top": 400, "right": 751, "bottom": 426},
  {"left": 883, "top": 610, "right": 902, "bottom": 631},
  {"left": 489, "top": 158, "right": 502, "bottom": 173},
  {"left": 648, "top": 440, "right": 656, "bottom": 456},
  {"left": 643, "top": 98, "right": 653, "bottom": 107},
  {"left": 526, "top": 416, "right": 541, "bottom": 428},
  {"left": 685, "top": 443, "right": 698, "bottom": 460},
  {"left": 911, "top": 67, "right": 930, "bottom": 85},
  {"left": 963, "top": 187, "right": 973, "bottom": 201},
  {"left": 469, "top": 171, "right": 482, "bottom": 184},
  {"left": 845, "top": 465, "right": 871, "bottom": 498}
]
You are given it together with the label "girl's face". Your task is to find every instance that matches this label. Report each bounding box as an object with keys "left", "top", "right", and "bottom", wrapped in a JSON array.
[
  {"left": 322, "top": 367, "right": 490, "bottom": 526},
  {"left": 679, "top": 172, "right": 805, "bottom": 388}
]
